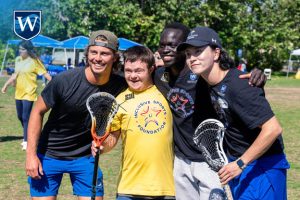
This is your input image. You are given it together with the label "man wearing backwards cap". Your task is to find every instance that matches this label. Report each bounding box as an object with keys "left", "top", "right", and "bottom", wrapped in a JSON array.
[
  {"left": 25, "top": 30, "right": 127, "bottom": 200},
  {"left": 178, "top": 26, "right": 289, "bottom": 200}
]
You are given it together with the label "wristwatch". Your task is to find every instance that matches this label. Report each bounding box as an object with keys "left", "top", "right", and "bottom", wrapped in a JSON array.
[{"left": 236, "top": 158, "right": 247, "bottom": 170}]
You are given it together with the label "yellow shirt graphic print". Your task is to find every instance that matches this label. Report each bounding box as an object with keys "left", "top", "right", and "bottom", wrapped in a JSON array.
[{"left": 134, "top": 100, "right": 168, "bottom": 135}]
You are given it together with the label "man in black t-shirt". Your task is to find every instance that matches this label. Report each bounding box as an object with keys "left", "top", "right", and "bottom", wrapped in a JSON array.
[
  {"left": 25, "top": 30, "right": 127, "bottom": 200},
  {"left": 155, "top": 22, "right": 267, "bottom": 200},
  {"left": 178, "top": 26, "right": 289, "bottom": 200}
]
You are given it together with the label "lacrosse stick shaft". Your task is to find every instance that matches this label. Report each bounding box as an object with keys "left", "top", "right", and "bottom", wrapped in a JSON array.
[
  {"left": 91, "top": 150, "right": 100, "bottom": 200},
  {"left": 223, "top": 184, "right": 233, "bottom": 200}
]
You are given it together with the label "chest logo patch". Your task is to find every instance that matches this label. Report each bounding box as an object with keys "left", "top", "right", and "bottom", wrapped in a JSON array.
[
  {"left": 167, "top": 88, "right": 194, "bottom": 118},
  {"left": 134, "top": 100, "right": 168, "bottom": 134}
]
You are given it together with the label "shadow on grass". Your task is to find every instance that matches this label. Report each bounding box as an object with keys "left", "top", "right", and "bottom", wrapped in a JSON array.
[{"left": 0, "top": 136, "right": 23, "bottom": 142}]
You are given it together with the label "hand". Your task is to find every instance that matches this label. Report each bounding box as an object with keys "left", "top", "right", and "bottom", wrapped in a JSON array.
[
  {"left": 1, "top": 86, "right": 7, "bottom": 93},
  {"left": 91, "top": 141, "right": 104, "bottom": 157},
  {"left": 25, "top": 154, "right": 43, "bottom": 179},
  {"left": 218, "top": 161, "right": 243, "bottom": 185},
  {"left": 239, "top": 68, "right": 267, "bottom": 87},
  {"left": 91, "top": 141, "right": 99, "bottom": 157}
]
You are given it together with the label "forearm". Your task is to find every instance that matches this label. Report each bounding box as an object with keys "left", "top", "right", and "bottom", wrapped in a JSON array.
[
  {"left": 26, "top": 96, "right": 49, "bottom": 156},
  {"left": 26, "top": 110, "right": 44, "bottom": 156},
  {"left": 100, "top": 131, "right": 120, "bottom": 154},
  {"left": 240, "top": 116, "right": 282, "bottom": 165},
  {"left": 3, "top": 74, "right": 17, "bottom": 87}
]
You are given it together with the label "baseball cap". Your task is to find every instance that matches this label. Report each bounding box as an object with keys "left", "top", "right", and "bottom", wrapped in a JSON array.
[
  {"left": 89, "top": 30, "right": 118, "bottom": 51},
  {"left": 177, "top": 26, "right": 222, "bottom": 51}
]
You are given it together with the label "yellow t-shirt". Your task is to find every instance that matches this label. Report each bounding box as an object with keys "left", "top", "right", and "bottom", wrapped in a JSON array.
[
  {"left": 111, "top": 85, "right": 175, "bottom": 196},
  {"left": 14, "top": 56, "right": 47, "bottom": 101}
]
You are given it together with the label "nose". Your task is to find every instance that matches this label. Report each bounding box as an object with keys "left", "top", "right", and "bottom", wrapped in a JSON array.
[
  {"left": 94, "top": 53, "right": 102, "bottom": 62},
  {"left": 188, "top": 54, "right": 197, "bottom": 64},
  {"left": 129, "top": 72, "right": 138, "bottom": 80}
]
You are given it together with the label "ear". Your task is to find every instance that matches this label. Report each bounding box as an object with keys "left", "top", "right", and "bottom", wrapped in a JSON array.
[
  {"left": 149, "top": 65, "right": 155, "bottom": 74},
  {"left": 214, "top": 48, "right": 221, "bottom": 61},
  {"left": 113, "top": 51, "right": 119, "bottom": 62}
]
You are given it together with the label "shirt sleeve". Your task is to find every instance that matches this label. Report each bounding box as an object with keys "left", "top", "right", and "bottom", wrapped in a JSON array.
[
  {"left": 230, "top": 83, "right": 274, "bottom": 129},
  {"left": 34, "top": 59, "right": 47, "bottom": 75},
  {"left": 110, "top": 95, "right": 124, "bottom": 132},
  {"left": 41, "top": 75, "right": 63, "bottom": 108}
]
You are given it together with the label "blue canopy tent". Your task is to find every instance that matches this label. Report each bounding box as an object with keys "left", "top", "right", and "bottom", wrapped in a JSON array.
[
  {"left": 1, "top": 35, "right": 60, "bottom": 75},
  {"left": 54, "top": 36, "right": 142, "bottom": 68},
  {"left": 55, "top": 36, "right": 142, "bottom": 50},
  {"left": 118, "top": 38, "right": 142, "bottom": 51}
]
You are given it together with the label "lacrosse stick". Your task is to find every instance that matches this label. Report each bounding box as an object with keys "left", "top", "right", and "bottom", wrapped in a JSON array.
[
  {"left": 193, "top": 119, "right": 233, "bottom": 200},
  {"left": 86, "top": 92, "right": 119, "bottom": 200}
]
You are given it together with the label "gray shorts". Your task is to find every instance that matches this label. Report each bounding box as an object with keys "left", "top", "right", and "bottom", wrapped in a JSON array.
[{"left": 174, "top": 155, "right": 225, "bottom": 200}]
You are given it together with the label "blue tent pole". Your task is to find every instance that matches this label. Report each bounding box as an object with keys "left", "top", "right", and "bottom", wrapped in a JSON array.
[{"left": 0, "top": 43, "right": 9, "bottom": 76}]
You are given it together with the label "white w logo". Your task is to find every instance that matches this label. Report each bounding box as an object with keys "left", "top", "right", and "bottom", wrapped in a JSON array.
[
  {"left": 14, "top": 11, "right": 41, "bottom": 40},
  {"left": 17, "top": 16, "right": 38, "bottom": 31}
]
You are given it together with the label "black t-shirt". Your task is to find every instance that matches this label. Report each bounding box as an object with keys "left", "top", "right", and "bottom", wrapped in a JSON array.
[
  {"left": 38, "top": 67, "right": 127, "bottom": 159},
  {"left": 154, "top": 66, "right": 216, "bottom": 161},
  {"left": 209, "top": 68, "right": 284, "bottom": 158}
]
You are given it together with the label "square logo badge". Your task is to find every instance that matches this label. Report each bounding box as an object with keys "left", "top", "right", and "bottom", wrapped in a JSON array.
[{"left": 14, "top": 10, "right": 41, "bottom": 40}]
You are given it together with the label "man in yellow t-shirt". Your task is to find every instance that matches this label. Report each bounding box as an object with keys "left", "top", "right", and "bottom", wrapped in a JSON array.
[{"left": 98, "top": 46, "right": 175, "bottom": 199}]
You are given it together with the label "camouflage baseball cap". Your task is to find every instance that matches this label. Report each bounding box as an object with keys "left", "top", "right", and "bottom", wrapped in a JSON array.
[{"left": 88, "top": 30, "right": 118, "bottom": 51}]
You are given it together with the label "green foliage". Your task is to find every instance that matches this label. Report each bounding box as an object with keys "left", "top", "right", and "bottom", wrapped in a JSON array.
[
  {"left": 0, "top": 41, "right": 16, "bottom": 67},
  {"left": 1, "top": 0, "right": 299, "bottom": 71}
]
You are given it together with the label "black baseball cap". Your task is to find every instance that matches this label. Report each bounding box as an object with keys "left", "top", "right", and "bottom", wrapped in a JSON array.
[{"left": 177, "top": 26, "right": 222, "bottom": 51}]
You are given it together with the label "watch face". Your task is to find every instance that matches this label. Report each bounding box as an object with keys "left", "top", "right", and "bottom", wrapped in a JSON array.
[{"left": 237, "top": 159, "right": 245, "bottom": 169}]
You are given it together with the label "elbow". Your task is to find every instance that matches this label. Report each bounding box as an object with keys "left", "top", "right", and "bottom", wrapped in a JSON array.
[
  {"left": 269, "top": 119, "right": 282, "bottom": 138},
  {"left": 274, "top": 125, "right": 283, "bottom": 137}
]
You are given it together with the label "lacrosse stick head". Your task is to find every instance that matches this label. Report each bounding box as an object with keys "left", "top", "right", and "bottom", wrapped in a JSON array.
[
  {"left": 86, "top": 92, "right": 118, "bottom": 147},
  {"left": 193, "top": 119, "right": 228, "bottom": 172}
]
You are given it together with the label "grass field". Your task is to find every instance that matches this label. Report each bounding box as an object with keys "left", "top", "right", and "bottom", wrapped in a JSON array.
[{"left": 0, "top": 75, "right": 299, "bottom": 200}]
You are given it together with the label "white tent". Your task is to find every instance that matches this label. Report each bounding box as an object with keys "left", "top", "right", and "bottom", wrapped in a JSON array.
[{"left": 287, "top": 48, "right": 300, "bottom": 77}]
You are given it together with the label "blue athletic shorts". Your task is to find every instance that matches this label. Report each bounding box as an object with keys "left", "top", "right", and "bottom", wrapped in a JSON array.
[
  {"left": 28, "top": 154, "right": 104, "bottom": 197},
  {"left": 229, "top": 154, "right": 289, "bottom": 200}
]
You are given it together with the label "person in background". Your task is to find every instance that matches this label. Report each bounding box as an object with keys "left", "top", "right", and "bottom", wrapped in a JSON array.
[
  {"left": 1, "top": 40, "right": 51, "bottom": 150},
  {"left": 178, "top": 26, "right": 289, "bottom": 200},
  {"left": 40, "top": 50, "right": 52, "bottom": 86},
  {"left": 237, "top": 58, "right": 247, "bottom": 72}
]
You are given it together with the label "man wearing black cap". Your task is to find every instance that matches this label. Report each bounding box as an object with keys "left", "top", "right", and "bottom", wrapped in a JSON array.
[
  {"left": 155, "top": 22, "right": 267, "bottom": 200},
  {"left": 25, "top": 30, "right": 126, "bottom": 200},
  {"left": 178, "top": 26, "right": 289, "bottom": 200}
]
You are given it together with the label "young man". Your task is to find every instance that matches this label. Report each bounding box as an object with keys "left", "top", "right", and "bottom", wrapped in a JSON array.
[
  {"left": 154, "top": 22, "right": 267, "bottom": 200},
  {"left": 25, "top": 30, "right": 127, "bottom": 200},
  {"left": 178, "top": 26, "right": 290, "bottom": 200},
  {"left": 97, "top": 46, "right": 175, "bottom": 199}
]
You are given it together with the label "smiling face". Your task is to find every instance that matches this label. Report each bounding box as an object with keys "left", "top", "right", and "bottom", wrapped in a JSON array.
[
  {"left": 124, "top": 59, "right": 154, "bottom": 92},
  {"left": 185, "top": 46, "right": 220, "bottom": 76},
  {"left": 158, "top": 28, "right": 186, "bottom": 68},
  {"left": 87, "top": 45, "right": 116, "bottom": 76}
]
